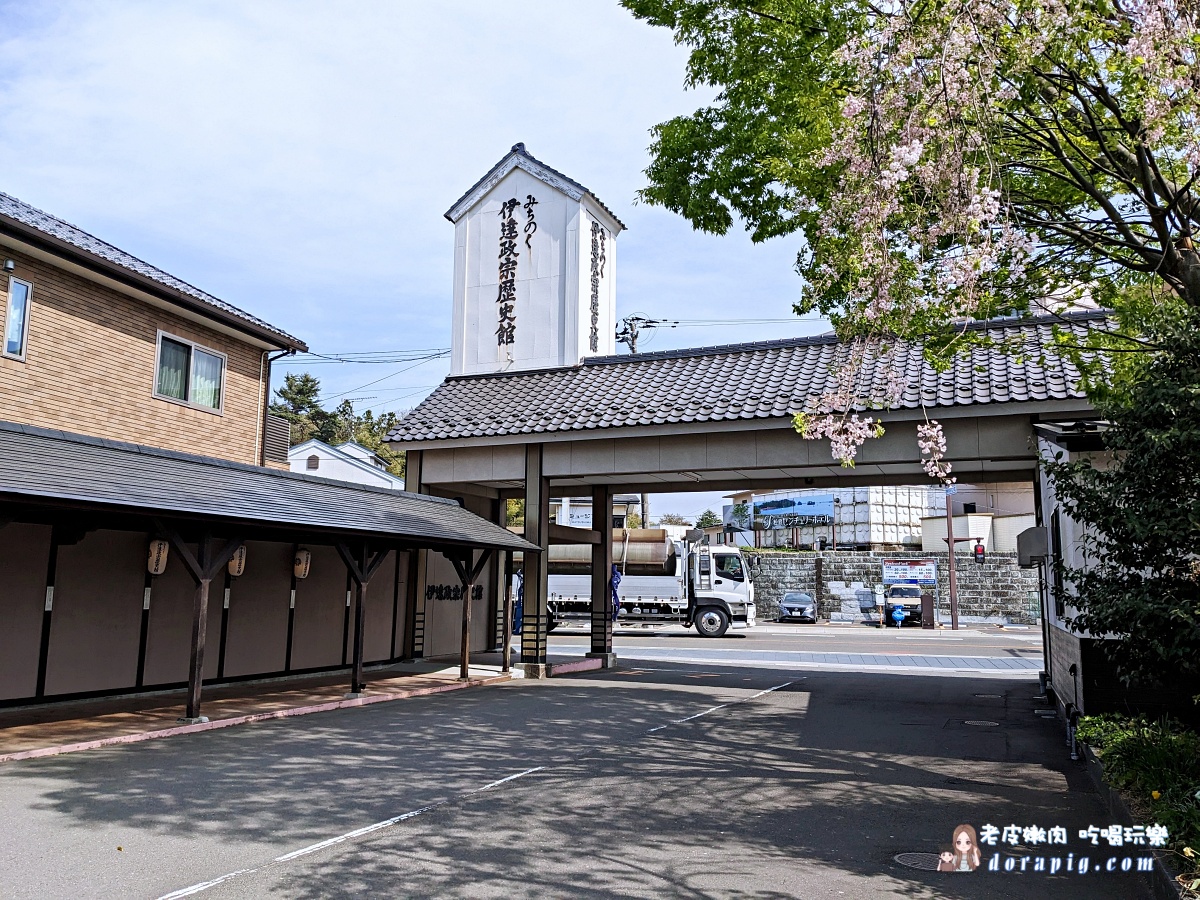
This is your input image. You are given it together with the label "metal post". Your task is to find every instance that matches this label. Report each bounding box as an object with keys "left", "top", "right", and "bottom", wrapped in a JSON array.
[
  {"left": 501, "top": 551, "right": 514, "bottom": 674},
  {"left": 945, "top": 496, "right": 960, "bottom": 630}
]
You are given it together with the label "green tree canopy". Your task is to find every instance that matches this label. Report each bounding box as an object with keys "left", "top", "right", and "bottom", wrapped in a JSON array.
[
  {"left": 270, "top": 373, "right": 405, "bottom": 478},
  {"left": 1043, "top": 313, "right": 1200, "bottom": 690},
  {"left": 695, "top": 509, "right": 722, "bottom": 529}
]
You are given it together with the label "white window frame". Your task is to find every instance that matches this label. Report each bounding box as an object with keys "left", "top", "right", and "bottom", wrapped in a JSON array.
[
  {"left": 153, "top": 329, "right": 227, "bottom": 415},
  {"left": 2, "top": 277, "right": 33, "bottom": 362}
]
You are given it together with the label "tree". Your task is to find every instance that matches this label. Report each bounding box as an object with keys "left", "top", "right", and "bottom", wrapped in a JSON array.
[
  {"left": 729, "top": 502, "right": 751, "bottom": 530},
  {"left": 656, "top": 513, "right": 694, "bottom": 526},
  {"left": 1042, "top": 313, "right": 1200, "bottom": 690},
  {"left": 269, "top": 373, "right": 405, "bottom": 478},
  {"left": 624, "top": 0, "right": 1200, "bottom": 467},
  {"left": 695, "top": 509, "right": 722, "bottom": 529}
]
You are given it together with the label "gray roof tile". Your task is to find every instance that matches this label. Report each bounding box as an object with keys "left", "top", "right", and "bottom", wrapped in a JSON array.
[
  {"left": 0, "top": 191, "right": 305, "bottom": 349},
  {"left": 0, "top": 420, "right": 533, "bottom": 552},
  {"left": 388, "top": 312, "right": 1107, "bottom": 444}
]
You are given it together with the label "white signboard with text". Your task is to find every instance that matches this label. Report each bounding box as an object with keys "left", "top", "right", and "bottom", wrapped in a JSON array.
[{"left": 882, "top": 559, "right": 938, "bottom": 586}]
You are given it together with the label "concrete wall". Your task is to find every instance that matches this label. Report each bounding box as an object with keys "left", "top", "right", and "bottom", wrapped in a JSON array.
[{"left": 752, "top": 549, "right": 1040, "bottom": 625}]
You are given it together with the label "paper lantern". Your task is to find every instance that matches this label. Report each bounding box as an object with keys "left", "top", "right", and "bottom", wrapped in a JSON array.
[
  {"left": 227, "top": 544, "right": 248, "bottom": 577},
  {"left": 293, "top": 548, "right": 312, "bottom": 579},
  {"left": 147, "top": 539, "right": 170, "bottom": 576}
]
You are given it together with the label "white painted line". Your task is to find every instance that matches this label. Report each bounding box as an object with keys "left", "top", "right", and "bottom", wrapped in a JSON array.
[
  {"left": 475, "top": 766, "right": 544, "bottom": 792},
  {"left": 157, "top": 869, "right": 257, "bottom": 899},
  {"left": 274, "top": 801, "right": 448, "bottom": 862},
  {"left": 646, "top": 681, "right": 793, "bottom": 733}
]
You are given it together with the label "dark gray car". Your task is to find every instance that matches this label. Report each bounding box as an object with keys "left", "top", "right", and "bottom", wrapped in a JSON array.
[{"left": 778, "top": 591, "right": 817, "bottom": 622}]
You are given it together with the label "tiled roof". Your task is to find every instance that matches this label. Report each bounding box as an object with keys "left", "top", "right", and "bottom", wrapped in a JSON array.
[
  {"left": 0, "top": 191, "right": 306, "bottom": 349},
  {"left": 444, "top": 143, "right": 626, "bottom": 231},
  {"left": 0, "top": 420, "right": 534, "bottom": 551},
  {"left": 388, "top": 312, "right": 1106, "bottom": 443}
]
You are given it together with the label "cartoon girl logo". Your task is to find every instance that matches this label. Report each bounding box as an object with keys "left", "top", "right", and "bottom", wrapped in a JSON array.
[{"left": 938, "top": 824, "right": 982, "bottom": 872}]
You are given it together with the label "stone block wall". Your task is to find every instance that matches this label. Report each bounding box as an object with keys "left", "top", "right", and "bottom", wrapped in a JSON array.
[{"left": 752, "top": 550, "right": 1040, "bottom": 625}]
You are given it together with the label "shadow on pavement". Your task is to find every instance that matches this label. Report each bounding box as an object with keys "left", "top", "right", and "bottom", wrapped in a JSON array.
[{"left": 0, "top": 662, "right": 1151, "bottom": 899}]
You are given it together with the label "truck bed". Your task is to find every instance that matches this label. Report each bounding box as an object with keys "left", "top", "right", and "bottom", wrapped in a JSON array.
[{"left": 549, "top": 575, "right": 684, "bottom": 602}]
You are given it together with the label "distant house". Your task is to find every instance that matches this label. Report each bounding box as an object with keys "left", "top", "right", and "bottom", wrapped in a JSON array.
[{"left": 289, "top": 439, "right": 404, "bottom": 490}]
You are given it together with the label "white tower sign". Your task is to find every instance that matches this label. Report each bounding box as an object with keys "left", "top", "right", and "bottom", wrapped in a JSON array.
[{"left": 445, "top": 144, "right": 625, "bottom": 377}]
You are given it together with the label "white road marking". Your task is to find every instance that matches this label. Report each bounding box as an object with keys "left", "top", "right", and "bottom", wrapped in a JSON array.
[
  {"left": 157, "top": 870, "right": 256, "bottom": 899},
  {"left": 157, "top": 768, "right": 545, "bottom": 899},
  {"left": 475, "top": 766, "right": 545, "bottom": 792},
  {"left": 158, "top": 682, "right": 794, "bottom": 898},
  {"left": 646, "top": 681, "right": 793, "bottom": 733}
]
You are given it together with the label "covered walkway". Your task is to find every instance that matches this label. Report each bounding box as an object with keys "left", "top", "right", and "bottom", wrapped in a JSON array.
[{"left": 0, "top": 421, "right": 535, "bottom": 719}]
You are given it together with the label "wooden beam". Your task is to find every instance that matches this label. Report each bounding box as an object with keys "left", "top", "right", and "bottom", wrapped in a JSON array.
[{"left": 447, "top": 548, "right": 493, "bottom": 681}]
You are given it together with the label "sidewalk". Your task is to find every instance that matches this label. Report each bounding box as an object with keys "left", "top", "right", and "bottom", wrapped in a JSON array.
[{"left": 0, "top": 660, "right": 513, "bottom": 764}]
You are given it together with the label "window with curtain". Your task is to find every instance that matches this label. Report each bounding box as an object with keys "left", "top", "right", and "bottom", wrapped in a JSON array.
[
  {"left": 155, "top": 332, "right": 225, "bottom": 411},
  {"left": 3, "top": 278, "right": 32, "bottom": 360}
]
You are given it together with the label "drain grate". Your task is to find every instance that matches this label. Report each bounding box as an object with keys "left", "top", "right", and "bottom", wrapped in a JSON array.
[
  {"left": 974, "top": 693, "right": 1002, "bottom": 698},
  {"left": 894, "top": 852, "right": 941, "bottom": 871},
  {"left": 965, "top": 720, "right": 1001, "bottom": 727}
]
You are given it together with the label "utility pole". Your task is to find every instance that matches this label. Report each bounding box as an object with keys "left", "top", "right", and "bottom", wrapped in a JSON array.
[
  {"left": 941, "top": 486, "right": 979, "bottom": 630},
  {"left": 616, "top": 315, "right": 677, "bottom": 355}
]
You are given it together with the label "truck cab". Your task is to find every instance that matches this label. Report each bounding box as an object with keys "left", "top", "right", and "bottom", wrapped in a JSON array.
[{"left": 687, "top": 544, "right": 756, "bottom": 637}]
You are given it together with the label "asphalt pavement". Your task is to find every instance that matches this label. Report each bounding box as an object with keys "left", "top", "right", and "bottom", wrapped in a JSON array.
[{"left": 0, "top": 624, "right": 1151, "bottom": 899}]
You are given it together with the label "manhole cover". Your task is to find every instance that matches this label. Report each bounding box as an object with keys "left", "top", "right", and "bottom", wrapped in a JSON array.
[
  {"left": 974, "top": 693, "right": 1002, "bottom": 698},
  {"left": 965, "top": 720, "right": 1000, "bottom": 727},
  {"left": 894, "top": 852, "right": 941, "bottom": 871}
]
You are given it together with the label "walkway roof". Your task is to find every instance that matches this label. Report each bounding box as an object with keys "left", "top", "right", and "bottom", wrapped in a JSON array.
[{"left": 0, "top": 421, "right": 534, "bottom": 552}]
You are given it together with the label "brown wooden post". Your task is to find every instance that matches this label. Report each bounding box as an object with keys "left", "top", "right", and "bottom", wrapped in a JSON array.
[
  {"left": 185, "top": 540, "right": 212, "bottom": 722},
  {"left": 588, "top": 485, "right": 614, "bottom": 662},
  {"left": 336, "top": 543, "right": 391, "bottom": 696},
  {"left": 448, "top": 549, "right": 492, "bottom": 682},
  {"left": 352, "top": 547, "right": 369, "bottom": 694},
  {"left": 521, "top": 444, "right": 551, "bottom": 669},
  {"left": 154, "top": 524, "right": 243, "bottom": 724}
]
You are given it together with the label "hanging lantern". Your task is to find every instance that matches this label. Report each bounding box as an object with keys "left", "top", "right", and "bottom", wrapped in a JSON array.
[
  {"left": 147, "top": 539, "right": 170, "bottom": 576},
  {"left": 227, "top": 544, "right": 248, "bottom": 577},
  {"left": 293, "top": 548, "right": 312, "bottom": 579}
]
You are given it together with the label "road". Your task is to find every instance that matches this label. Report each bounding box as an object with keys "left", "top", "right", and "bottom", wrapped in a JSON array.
[
  {"left": 0, "top": 624, "right": 1151, "bottom": 899},
  {"left": 549, "top": 621, "right": 1047, "bottom": 676}
]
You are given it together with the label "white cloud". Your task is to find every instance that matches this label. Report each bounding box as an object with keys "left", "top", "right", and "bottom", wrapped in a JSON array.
[{"left": 0, "top": 0, "right": 825, "bottom": 406}]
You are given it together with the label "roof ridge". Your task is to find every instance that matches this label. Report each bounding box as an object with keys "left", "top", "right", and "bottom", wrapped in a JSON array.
[
  {"left": 443, "top": 143, "right": 625, "bottom": 229},
  {"left": 0, "top": 191, "right": 305, "bottom": 349},
  {"left": 0, "top": 419, "right": 445, "bottom": 504}
]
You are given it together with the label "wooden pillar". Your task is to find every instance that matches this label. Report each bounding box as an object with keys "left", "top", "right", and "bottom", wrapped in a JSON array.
[
  {"left": 448, "top": 549, "right": 492, "bottom": 681},
  {"left": 154, "top": 526, "right": 243, "bottom": 724},
  {"left": 402, "top": 450, "right": 427, "bottom": 659},
  {"left": 589, "top": 485, "right": 614, "bottom": 659},
  {"left": 520, "top": 444, "right": 551, "bottom": 668},
  {"left": 336, "top": 542, "right": 391, "bottom": 695},
  {"left": 185, "top": 550, "right": 213, "bottom": 721},
  {"left": 486, "top": 498, "right": 502, "bottom": 651}
]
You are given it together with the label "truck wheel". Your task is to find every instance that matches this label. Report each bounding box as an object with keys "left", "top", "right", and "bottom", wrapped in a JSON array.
[{"left": 694, "top": 608, "right": 729, "bottom": 638}]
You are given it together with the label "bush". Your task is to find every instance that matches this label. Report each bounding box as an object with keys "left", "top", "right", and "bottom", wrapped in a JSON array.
[{"left": 1078, "top": 714, "right": 1200, "bottom": 893}]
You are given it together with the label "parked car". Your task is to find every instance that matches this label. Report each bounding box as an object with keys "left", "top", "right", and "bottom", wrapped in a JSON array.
[
  {"left": 778, "top": 591, "right": 817, "bottom": 623},
  {"left": 884, "top": 584, "right": 924, "bottom": 627}
]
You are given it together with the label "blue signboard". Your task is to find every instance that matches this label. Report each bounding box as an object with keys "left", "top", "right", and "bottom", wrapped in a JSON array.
[{"left": 752, "top": 494, "right": 835, "bottom": 528}]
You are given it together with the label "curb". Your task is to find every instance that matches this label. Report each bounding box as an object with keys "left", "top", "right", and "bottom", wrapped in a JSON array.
[
  {"left": 1081, "top": 743, "right": 1183, "bottom": 899},
  {"left": 0, "top": 673, "right": 512, "bottom": 764}
]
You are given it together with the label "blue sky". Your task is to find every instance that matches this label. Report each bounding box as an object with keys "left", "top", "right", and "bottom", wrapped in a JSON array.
[{"left": 0, "top": 1, "right": 829, "bottom": 519}]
